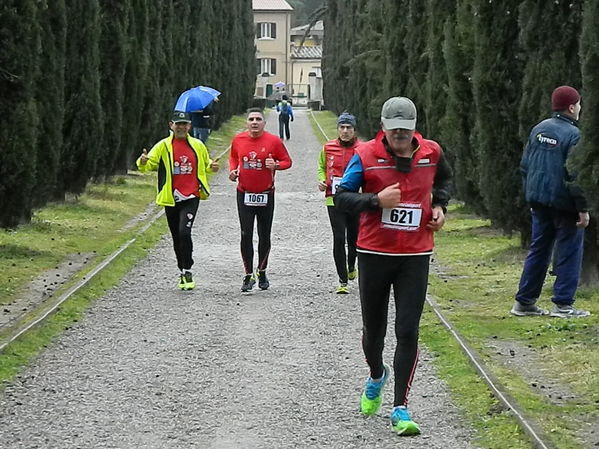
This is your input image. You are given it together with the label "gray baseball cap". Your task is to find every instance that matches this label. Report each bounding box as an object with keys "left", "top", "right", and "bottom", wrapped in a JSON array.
[{"left": 381, "top": 97, "right": 417, "bottom": 130}]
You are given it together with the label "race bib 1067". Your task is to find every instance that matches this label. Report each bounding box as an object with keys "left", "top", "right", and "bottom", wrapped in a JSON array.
[
  {"left": 381, "top": 205, "right": 422, "bottom": 230},
  {"left": 244, "top": 192, "right": 269, "bottom": 206}
]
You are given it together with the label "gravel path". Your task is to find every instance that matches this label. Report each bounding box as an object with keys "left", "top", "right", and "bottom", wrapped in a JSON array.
[{"left": 0, "top": 110, "right": 477, "bottom": 448}]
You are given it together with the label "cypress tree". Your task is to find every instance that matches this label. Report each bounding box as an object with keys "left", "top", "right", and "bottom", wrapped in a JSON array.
[
  {"left": 139, "top": 0, "right": 170, "bottom": 148},
  {"left": 423, "top": 0, "right": 455, "bottom": 140},
  {"left": 381, "top": 0, "right": 410, "bottom": 110},
  {"left": 323, "top": 0, "right": 357, "bottom": 116},
  {"left": 517, "top": 0, "right": 582, "bottom": 143},
  {"left": 120, "top": 0, "right": 150, "bottom": 168},
  {"left": 346, "top": 0, "right": 386, "bottom": 136},
  {"left": 442, "top": 0, "right": 484, "bottom": 213},
  {"left": 0, "top": 0, "right": 41, "bottom": 227},
  {"left": 61, "top": 0, "right": 103, "bottom": 196},
  {"left": 238, "top": 0, "right": 258, "bottom": 114},
  {"left": 404, "top": 0, "right": 429, "bottom": 132},
  {"left": 34, "top": 0, "right": 66, "bottom": 205},
  {"left": 570, "top": 0, "right": 599, "bottom": 283},
  {"left": 97, "top": 0, "right": 130, "bottom": 179},
  {"left": 471, "top": 0, "right": 524, "bottom": 234}
]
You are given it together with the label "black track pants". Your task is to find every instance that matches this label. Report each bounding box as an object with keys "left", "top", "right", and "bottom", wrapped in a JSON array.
[
  {"left": 237, "top": 190, "right": 275, "bottom": 274},
  {"left": 278, "top": 114, "right": 290, "bottom": 139},
  {"left": 358, "top": 252, "right": 430, "bottom": 407},
  {"left": 164, "top": 197, "right": 199, "bottom": 271},
  {"left": 326, "top": 205, "right": 359, "bottom": 283}
]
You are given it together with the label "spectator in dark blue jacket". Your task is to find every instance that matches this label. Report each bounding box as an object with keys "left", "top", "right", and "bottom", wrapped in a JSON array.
[{"left": 511, "top": 85, "right": 590, "bottom": 318}]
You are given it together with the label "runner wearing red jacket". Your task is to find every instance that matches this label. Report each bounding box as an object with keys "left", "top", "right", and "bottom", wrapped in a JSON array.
[
  {"left": 335, "top": 97, "right": 452, "bottom": 436},
  {"left": 317, "top": 112, "right": 361, "bottom": 294},
  {"left": 229, "top": 108, "right": 292, "bottom": 292}
]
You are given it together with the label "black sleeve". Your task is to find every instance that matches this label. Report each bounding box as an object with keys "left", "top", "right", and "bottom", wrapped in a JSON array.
[
  {"left": 334, "top": 189, "right": 380, "bottom": 214},
  {"left": 432, "top": 149, "right": 452, "bottom": 213}
]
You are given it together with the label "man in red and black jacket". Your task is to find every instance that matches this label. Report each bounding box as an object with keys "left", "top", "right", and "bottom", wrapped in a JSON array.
[
  {"left": 335, "top": 97, "right": 452, "bottom": 436},
  {"left": 317, "top": 112, "right": 362, "bottom": 294},
  {"left": 229, "top": 108, "right": 292, "bottom": 292}
]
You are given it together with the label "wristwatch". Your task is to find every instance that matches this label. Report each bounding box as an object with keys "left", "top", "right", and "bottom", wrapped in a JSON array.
[{"left": 369, "top": 194, "right": 380, "bottom": 209}]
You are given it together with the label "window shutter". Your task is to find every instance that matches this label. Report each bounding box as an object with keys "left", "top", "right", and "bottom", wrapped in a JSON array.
[
  {"left": 256, "top": 23, "right": 261, "bottom": 38},
  {"left": 256, "top": 59, "right": 261, "bottom": 75},
  {"left": 272, "top": 23, "right": 277, "bottom": 39},
  {"left": 271, "top": 58, "right": 277, "bottom": 75}
]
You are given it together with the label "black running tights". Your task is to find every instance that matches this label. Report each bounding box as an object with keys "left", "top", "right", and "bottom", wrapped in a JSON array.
[
  {"left": 327, "top": 205, "right": 359, "bottom": 283},
  {"left": 358, "top": 252, "right": 430, "bottom": 407},
  {"left": 164, "top": 197, "right": 199, "bottom": 271},
  {"left": 237, "top": 190, "right": 275, "bottom": 274}
]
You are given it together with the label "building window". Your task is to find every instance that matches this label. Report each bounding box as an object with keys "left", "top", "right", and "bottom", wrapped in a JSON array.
[
  {"left": 256, "top": 58, "right": 277, "bottom": 76},
  {"left": 256, "top": 22, "right": 277, "bottom": 39}
]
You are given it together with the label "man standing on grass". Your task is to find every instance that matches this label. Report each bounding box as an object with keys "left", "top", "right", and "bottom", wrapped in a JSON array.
[
  {"left": 335, "top": 96, "right": 452, "bottom": 436},
  {"left": 228, "top": 108, "right": 292, "bottom": 292},
  {"left": 137, "top": 111, "right": 219, "bottom": 291},
  {"left": 511, "top": 85, "right": 590, "bottom": 318}
]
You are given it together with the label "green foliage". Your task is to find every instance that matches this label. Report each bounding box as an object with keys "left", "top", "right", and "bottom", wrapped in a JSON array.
[
  {"left": 0, "top": 0, "right": 255, "bottom": 227},
  {"left": 287, "top": 0, "right": 325, "bottom": 26},
  {"left": 470, "top": 0, "right": 525, "bottom": 235},
  {"left": 0, "top": 0, "right": 42, "bottom": 227},
  {"left": 34, "top": 0, "right": 66, "bottom": 204},
  {"left": 517, "top": 1, "right": 582, "bottom": 141},
  {"left": 97, "top": 0, "right": 130, "bottom": 179},
  {"left": 442, "top": 0, "right": 486, "bottom": 214},
  {"left": 61, "top": 0, "right": 103, "bottom": 196}
]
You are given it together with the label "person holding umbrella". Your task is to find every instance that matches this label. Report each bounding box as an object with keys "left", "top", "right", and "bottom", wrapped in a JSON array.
[
  {"left": 137, "top": 111, "right": 220, "bottom": 290},
  {"left": 191, "top": 97, "right": 219, "bottom": 143},
  {"left": 176, "top": 86, "right": 220, "bottom": 143},
  {"left": 228, "top": 108, "right": 292, "bottom": 292}
]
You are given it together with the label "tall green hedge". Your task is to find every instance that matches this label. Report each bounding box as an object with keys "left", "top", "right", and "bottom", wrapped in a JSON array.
[
  {"left": 0, "top": 0, "right": 41, "bottom": 224},
  {"left": 0, "top": 0, "right": 255, "bottom": 227},
  {"left": 323, "top": 0, "right": 599, "bottom": 280}
]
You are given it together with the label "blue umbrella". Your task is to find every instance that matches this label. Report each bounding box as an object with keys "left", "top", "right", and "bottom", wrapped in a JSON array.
[{"left": 174, "top": 86, "right": 221, "bottom": 112}]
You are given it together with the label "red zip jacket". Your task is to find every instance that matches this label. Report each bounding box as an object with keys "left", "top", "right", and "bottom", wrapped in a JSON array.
[
  {"left": 229, "top": 131, "right": 292, "bottom": 193},
  {"left": 357, "top": 131, "right": 442, "bottom": 255},
  {"left": 322, "top": 138, "right": 361, "bottom": 197}
]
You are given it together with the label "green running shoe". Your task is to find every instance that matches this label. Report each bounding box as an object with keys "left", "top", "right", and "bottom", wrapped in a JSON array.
[
  {"left": 360, "top": 364, "right": 389, "bottom": 416},
  {"left": 336, "top": 283, "right": 349, "bottom": 294},
  {"left": 178, "top": 274, "right": 187, "bottom": 290},
  {"left": 348, "top": 268, "right": 358, "bottom": 281},
  {"left": 390, "top": 406, "right": 421, "bottom": 435},
  {"left": 182, "top": 271, "right": 195, "bottom": 290}
]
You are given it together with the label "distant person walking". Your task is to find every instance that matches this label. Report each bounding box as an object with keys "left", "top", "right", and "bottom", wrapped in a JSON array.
[
  {"left": 335, "top": 96, "right": 452, "bottom": 436},
  {"left": 137, "top": 111, "right": 219, "bottom": 290},
  {"left": 276, "top": 95, "right": 294, "bottom": 140},
  {"left": 511, "top": 85, "right": 591, "bottom": 318},
  {"left": 228, "top": 108, "right": 292, "bottom": 292},
  {"left": 317, "top": 112, "right": 361, "bottom": 294}
]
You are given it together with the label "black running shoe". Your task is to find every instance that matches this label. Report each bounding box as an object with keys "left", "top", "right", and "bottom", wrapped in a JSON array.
[
  {"left": 241, "top": 274, "right": 256, "bottom": 292},
  {"left": 257, "top": 270, "right": 269, "bottom": 290}
]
